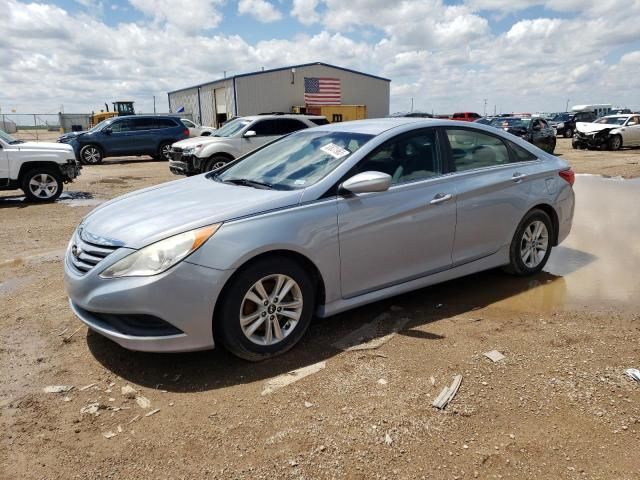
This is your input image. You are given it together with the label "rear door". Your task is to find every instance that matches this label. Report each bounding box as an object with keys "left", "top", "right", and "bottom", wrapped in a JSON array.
[
  {"left": 337, "top": 128, "right": 457, "bottom": 297},
  {"left": 444, "top": 127, "right": 538, "bottom": 265},
  {"left": 130, "top": 117, "right": 158, "bottom": 154},
  {"left": 624, "top": 116, "right": 640, "bottom": 145}
]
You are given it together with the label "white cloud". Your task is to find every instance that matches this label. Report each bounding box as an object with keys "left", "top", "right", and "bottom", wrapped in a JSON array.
[
  {"left": 129, "top": 0, "right": 224, "bottom": 31},
  {"left": 1, "top": 0, "right": 639, "bottom": 117},
  {"left": 238, "top": 0, "right": 283, "bottom": 23},
  {"left": 291, "top": 0, "right": 321, "bottom": 25}
]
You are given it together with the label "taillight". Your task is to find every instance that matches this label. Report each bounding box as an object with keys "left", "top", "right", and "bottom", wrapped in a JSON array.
[
  {"left": 559, "top": 168, "right": 575, "bottom": 186},
  {"left": 183, "top": 128, "right": 189, "bottom": 136}
]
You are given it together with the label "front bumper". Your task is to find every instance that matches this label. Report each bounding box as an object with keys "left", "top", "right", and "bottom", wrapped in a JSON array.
[
  {"left": 60, "top": 160, "right": 82, "bottom": 183},
  {"left": 573, "top": 132, "right": 607, "bottom": 149},
  {"left": 64, "top": 250, "right": 235, "bottom": 353},
  {"left": 168, "top": 150, "right": 203, "bottom": 176}
]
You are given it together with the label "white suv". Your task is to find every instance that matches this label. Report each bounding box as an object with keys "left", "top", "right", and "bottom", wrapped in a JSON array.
[
  {"left": 0, "top": 129, "right": 81, "bottom": 202},
  {"left": 169, "top": 114, "right": 328, "bottom": 176}
]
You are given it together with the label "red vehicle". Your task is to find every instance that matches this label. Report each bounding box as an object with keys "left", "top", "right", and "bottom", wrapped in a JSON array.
[{"left": 452, "top": 112, "right": 482, "bottom": 122}]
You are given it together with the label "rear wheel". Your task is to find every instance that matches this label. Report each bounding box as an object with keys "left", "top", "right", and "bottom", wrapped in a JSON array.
[
  {"left": 504, "top": 209, "right": 553, "bottom": 276},
  {"left": 21, "top": 168, "right": 63, "bottom": 202},
  {"left": 608, "top": 135, "right": 622, "bottom": 151},
  {"left": 80, "top": 144, "right": 103, "bottom": 164},
  {"left": 217, "top": 257, "right": 316, "bottom": 361},
  {"left": 158, "top": 142, "right": 172, "bottom": 161}
]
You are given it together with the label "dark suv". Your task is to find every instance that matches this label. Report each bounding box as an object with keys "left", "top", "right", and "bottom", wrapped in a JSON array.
[
  {"left": 59, "top": 116, "right": 189, "bottom": 164},
  {"left": 549, "top": 111, "right": 597, "bottom": 138}
]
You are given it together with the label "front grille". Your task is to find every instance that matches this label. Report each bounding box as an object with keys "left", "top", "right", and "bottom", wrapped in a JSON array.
[
  {"left": 170, "top": 147, "right": 183, "bottom": 162},
  {"left": 69, "top": 231, "right": 120, "bottom": 274}
]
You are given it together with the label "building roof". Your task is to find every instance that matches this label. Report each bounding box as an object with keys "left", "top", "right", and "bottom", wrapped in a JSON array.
[{"left": 168, "top": 62, "right": 391, "bottom": 95}]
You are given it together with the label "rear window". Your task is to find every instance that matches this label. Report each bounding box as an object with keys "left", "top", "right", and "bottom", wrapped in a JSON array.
[{"left": 310, "top": 118, "right": 329, "bottom": 126}]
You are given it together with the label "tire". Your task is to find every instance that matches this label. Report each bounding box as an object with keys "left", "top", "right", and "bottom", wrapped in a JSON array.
[
  {"left": 547, "top": 138, "right": 556, "bottom": 154},
  {"left": 216, "top": 257, "right": 316, "bottom": 361},
  {"left": 203, "top": 155, "right": 230, "bottom": 173},
  {"left": 158, "top": 142, "right": 173, "bottom": 161},
  {"left": 21, "top": 168, "right": 63, "bottom": 202},
  {"left": 563, "top": 128, "right": 573, "bottom": 138},
  {"left": 608, "top": 135, "right": 622, "bottom": 151},
  {"left": 571, "top": 140, "right": 578, "bottom": 149},
  {"left": 80, "top": 144, "right": 103, "bottom": 164},
  {"left": 503, "top": 209, "right": 553, "bottom": 276}
]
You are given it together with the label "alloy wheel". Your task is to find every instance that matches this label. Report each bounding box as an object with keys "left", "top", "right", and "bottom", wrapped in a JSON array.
[
  {"left": 28, "top": 173, "right": 59, "bottom": 199},
  {"left": 83, "top": 147, "right": 101, "bottom": 163},
  {"left": 239, "top": 274, "right": 303, "bottom": 346},
  {"left": 161, "top": 144, "right": 172, "bottom": 160},
  {"left": 519, "top": 220, "right": 549, "bottom": 268}
]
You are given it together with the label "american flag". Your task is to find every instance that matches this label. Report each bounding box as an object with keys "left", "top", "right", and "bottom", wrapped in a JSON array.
[{"left": 304, "top": 77, "right": 341, "bottom": 105}]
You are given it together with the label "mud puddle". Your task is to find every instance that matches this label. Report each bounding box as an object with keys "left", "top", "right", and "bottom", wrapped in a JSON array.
[
  {"left": 58, "top": 191, "right": 105, "bottom": 207},
  {"left": 495, "top": 175, "right": 640, "bottom": 313}
]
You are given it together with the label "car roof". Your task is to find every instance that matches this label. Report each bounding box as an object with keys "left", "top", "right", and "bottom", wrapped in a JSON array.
[
  {"left": 242, "top": 114, "right": 326, "bottom": 121},
  {"left": 307, "top": 117, "right": 507, "bottom": 135}
]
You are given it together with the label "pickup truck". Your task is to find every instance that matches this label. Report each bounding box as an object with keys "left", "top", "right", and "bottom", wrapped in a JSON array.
[{"left": 0, "top": 130, "right": 81, "bottom": 202}]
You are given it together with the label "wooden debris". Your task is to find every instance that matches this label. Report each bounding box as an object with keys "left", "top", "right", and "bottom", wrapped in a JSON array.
[
  {"left": 79, "top": 383, "right": 96, "bottom": 391},
  {"left": 432, "top": 375, "right": 462, "bottom": 409},
  {"left": 261, "top": 361, "right": 326, "bottom": 396},
  {"left": 145, "top": 408, "right": 160, "bottom": 417},
  {"left": 484, "top": 350, "right": 506, "bottom": 363}
]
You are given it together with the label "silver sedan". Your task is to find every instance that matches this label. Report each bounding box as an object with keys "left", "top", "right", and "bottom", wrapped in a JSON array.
[{"left": 64, "top": 118, "right": 575, "bottom": 360}]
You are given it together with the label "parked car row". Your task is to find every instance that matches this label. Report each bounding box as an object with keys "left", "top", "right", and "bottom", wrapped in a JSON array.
[{"left": 63, "top": 117, "right": 575, "bottom": 360}]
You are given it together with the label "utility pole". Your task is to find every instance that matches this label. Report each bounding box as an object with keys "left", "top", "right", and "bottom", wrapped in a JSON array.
[
  {"left": 483, "top": 98, "right": 487, "bottom": 117},
  {"left": 410, "top": 98, "right": 414, "bottom": 112},
  {"left": 565, "top": 98, "right": 570, "bottom": 112},
  {"left": 153, "top": 95, "right": 156, "bottom": 114}
]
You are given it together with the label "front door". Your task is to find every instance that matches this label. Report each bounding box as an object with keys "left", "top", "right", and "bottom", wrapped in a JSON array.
[
  {"left": 443, "top": 127, "right": 537, "bottom": 265},
  {"left": 104, "top": 118, "right": 138, "bottom": 155},
  {"left": 241, "top": 119, "right": 282, "bottom": 155},
  {"left": 337, "top": 128, "right": 457, "bottom": 298},
  {"left": 624, "top": 116, "right": 640, "bottom": 146},
  {"left": 0, "top": 142, "right": 9, "bottom": 183}
]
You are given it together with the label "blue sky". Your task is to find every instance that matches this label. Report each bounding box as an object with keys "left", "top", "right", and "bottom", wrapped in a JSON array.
[{"left": 2, "top": 0, "right": 639, "bottom": 116}]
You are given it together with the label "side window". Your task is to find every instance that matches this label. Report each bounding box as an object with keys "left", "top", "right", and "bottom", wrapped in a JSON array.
[
  {"left": 628, "top": 116, "right": 639, "bottom": 126},
  {"left": 446, "top": 129, "right": 510, "bottom": 171},
  {"left": 131, "top": 118, "right": 155, "bottom": 130},
  {"left": 181, "top": 119, "right": 196, "bottom": 128},
  {"left": 311, "top": 118, "right": 329, "bottom": 126},
  {"left": 155, "top": 118, "right": 178, "bottom": 129},
  {"left": 278, "top": 119, "right": 308, "bottom": 134},
  {"left": 110, "top": 119, "right": 134, "bottom": 132},
  {"left": 251, "top": 120, "right": 280, "bottom": 136},
  {"left": 539, "top": 119, "right": 549, "bottom": 128},
  {"left": 507, "top": 140, "right": 538, "bottom": 162},
  {"left": 356, "top": 129, "right": 441, "bottom": 184}
]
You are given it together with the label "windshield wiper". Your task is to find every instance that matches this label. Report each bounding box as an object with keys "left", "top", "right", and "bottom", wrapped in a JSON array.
[{"left": 222, "top": 178, "right": 274, "bottom": 190}]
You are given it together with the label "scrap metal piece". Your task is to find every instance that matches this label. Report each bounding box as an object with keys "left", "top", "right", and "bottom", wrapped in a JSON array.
[
  {"left": 484, "top": 350, "right": 506, "bottom": 362},
  {"left": 432, "top": 375, "right": 462, "bottom": 409}
]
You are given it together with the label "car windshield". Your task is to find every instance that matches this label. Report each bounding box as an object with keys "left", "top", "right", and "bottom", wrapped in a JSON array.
[
  {"left": 0, "top": 129, "right": 22, "bottom": 144},
  {"left": 213, "top": 118, "right": 252, "bottom": 137},
  {"left": 552, "top": 113, "right": 571, "bottom": 121},
  {"left": 490, "top": 118, "right": 531, "bottom": 128},
  {"left": 89, "top": 119, "right": 112, "bottom": 132},
  {"left": 215, "top": 130, "right": 374, "bottom": 190},
  {"left": 594, "top": 116, "right": 628, "bottom": 125}
]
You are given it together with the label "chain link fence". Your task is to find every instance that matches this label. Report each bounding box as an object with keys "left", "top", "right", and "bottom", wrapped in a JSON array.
[{"left": 1, "top": 113, "right": 195, "bottom": 141}]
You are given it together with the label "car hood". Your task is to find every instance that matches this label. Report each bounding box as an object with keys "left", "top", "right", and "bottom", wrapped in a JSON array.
[
  {"left": 576, "top": 122, "right": 616, "bottom": 134},
  {"left": 15, "top": 141, "right": 74, "bottom": 152},
  {"left": 81, "top": 174, "right": 304, "bottom": 249},
  {"left": 173, "top": 135, "right": 230, "bottom": 148}
]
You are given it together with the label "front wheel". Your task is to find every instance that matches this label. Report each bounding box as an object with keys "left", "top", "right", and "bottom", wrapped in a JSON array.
[
  {"left": 503, "top": 209, "right": 553, "bottom": 276},
  {"left": 563, "top": 128, "right": 573, "bottom": 138},
  {"left": 203, "top": 155, "right": 230, "bottom": 173},
  {"left": 608, "top": 135, "right": 622, "bottom": 151},
  {"left": 21, "top": 168, "right": 63, "bottom": 202},
  {"left": 216, "top": 257, "right": 316, "bottom": 361},
  {"left": 547, "top": 138, "right": 556, "bottom": 154}
]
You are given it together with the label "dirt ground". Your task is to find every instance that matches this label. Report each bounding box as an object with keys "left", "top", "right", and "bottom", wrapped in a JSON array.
[{"left": 1, "top": 139, "right": 639, "bottom": 479}]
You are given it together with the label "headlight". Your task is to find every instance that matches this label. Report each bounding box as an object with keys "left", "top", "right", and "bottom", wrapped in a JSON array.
[
  {"left": 100, "top": 224, "right": 221, "bottom": 278},
  {"left": 556, "top": 122, "right": 564, "bottom": 128},
  {"left": 183, "top": 144, "right": 204, "bottom": 155}
]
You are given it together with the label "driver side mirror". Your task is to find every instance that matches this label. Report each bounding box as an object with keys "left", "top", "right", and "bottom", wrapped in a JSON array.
[
  {"left": 339, "top": 171, "right": 391, "bottom": 195},
  {"left": 243, "top": 130, "right": 256, "bottom": 138},
  {"left": 103, "top": 127, "right": 112, "bottom": 134}
]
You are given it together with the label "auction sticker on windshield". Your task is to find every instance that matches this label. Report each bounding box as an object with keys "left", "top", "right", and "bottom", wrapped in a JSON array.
[{"left": 321, "top": 143, "right": 350, "bottom": 159}]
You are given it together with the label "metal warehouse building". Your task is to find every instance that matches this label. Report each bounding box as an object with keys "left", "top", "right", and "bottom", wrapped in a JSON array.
[{"left": 167, "top": 62, "right": 390, "bottom": 127}]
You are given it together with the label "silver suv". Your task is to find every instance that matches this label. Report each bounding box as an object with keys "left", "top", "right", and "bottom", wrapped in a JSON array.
[{"left": 168, "top": 114, "right": 328, "bottom": 176}]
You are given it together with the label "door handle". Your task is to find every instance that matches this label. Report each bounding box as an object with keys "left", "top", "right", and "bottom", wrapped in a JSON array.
[
  {"left": 430, "top": 193, "right": 453, "bottom": 205},
  {"left": 512, "top": 172, "right": 528, "bottom": 183}
]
